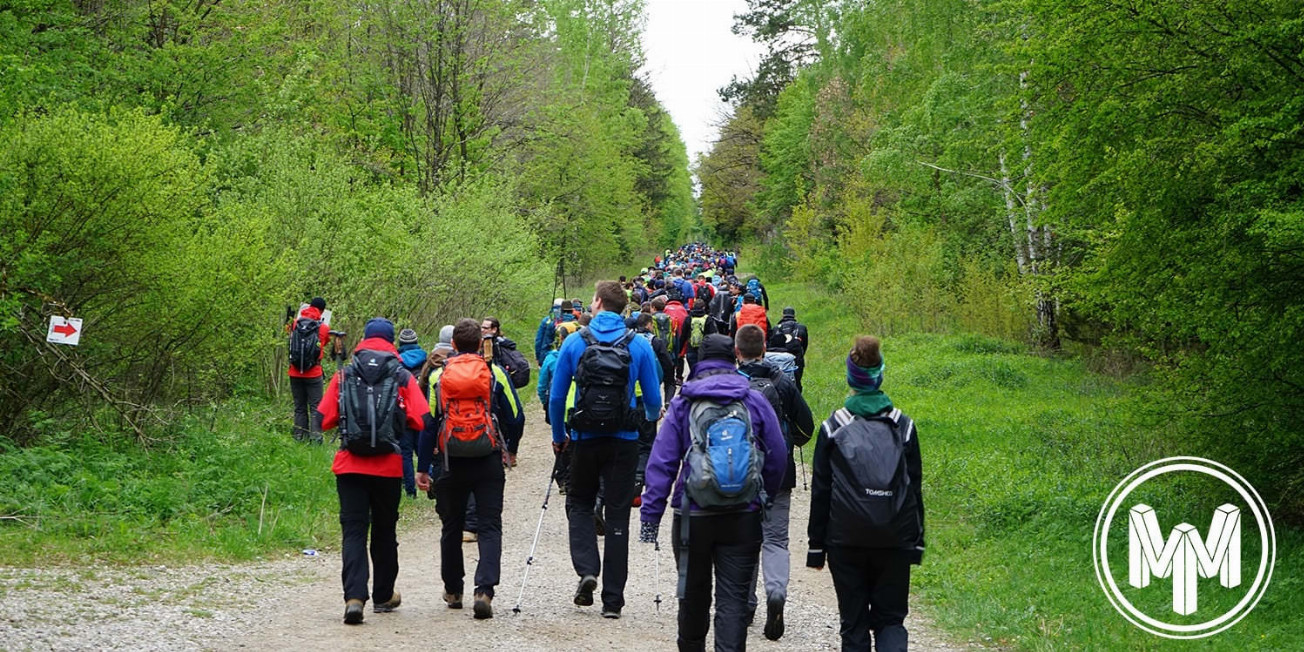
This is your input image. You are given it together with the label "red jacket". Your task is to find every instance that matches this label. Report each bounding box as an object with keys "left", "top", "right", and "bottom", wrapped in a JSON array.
[
  {"left": 318, "top": 337, "right": 430, "bottom": 477},
  {"left": 736, "top": 304, "right": 769, "bottom": 339},
  {"left": 663, "top": 301, "right": 689, "bottom": 355},
  {"left": 287, "top": 306, "right": 331, "bottom": 379}
]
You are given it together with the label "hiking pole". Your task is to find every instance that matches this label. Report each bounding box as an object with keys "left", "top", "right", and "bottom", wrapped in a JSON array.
[
  {"left": 798, "top": 445, "right": 809, "bottom": 490},
  {"left": 653, "top": 539, "right": 663, "bottom": 613},
  {"left": 512, "top": 456, "right": 561, "bottom": 614}
]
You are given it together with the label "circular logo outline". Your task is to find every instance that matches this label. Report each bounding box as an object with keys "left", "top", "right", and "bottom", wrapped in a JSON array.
[{"left": 1092, "top": 457, "right": 1276, "bottom": 639}]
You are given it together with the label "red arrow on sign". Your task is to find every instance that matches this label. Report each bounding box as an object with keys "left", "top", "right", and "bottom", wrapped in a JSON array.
[{"left": 53, "top": 322, "right": 78, "bottom": 337}]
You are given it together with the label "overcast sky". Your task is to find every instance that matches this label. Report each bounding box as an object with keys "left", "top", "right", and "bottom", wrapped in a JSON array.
[{"left": 640, "top": 0, "right": 765, "bottom": 162}]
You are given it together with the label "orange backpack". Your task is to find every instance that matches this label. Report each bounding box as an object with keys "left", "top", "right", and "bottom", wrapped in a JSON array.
[
  {"left": 737, "top": 304, "right": 768, "bottom": 339},
  {"left": 436, "top": 354, "right": 501, "bottom": 459}
]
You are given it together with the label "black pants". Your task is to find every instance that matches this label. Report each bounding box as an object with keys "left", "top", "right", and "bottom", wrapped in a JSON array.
[
  {"left": 794, "top": 365, "right": 805, "bottom": 394},
  {"left": 566, "top": 437, "right": 638, "bottom": 610},
  {"left": 827, "top": 547, "right": 911, "bottom": 652},
  {"left": 634, "top": 401, "right": 659, "bottom": 488},
  {"left": 672, "top": 511, "right": 763, "bottom": 652},
  {"left": 434, "top": 453, "right": 505, "bottom": 596},
  {"left": 674, "top": 355, "right": 686, "bottom": 383},
  {"left": 336, "top": 473, "right": 401, "bottom": 604},
  {"left": 290, "top": 376, "right": 323, "bottom": 443}
]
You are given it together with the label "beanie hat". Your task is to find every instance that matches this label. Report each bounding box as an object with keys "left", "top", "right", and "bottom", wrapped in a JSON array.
[
  {"left": 698, "top": 334, "right": 736, "bottom": 363},
  {"left": 363, "top": 317, "right": 395, "bottom": 344},
  {"left": 782, "top": 307, "right": 796, "bottom": 317},
  {"left": 310, "top": 297, "right": 327, "bottom": 311},
  {"left": 398, "top": 328, "right": 419, "bottom": 346},
  {"left": 433, "top": 324, "right": 455, "bottom": 355}
]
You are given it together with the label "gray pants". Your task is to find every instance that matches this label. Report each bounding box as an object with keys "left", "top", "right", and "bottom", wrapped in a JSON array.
[
  {"left": 290, "top": 376, "right": 323, "bottom": 443},
  {"left": 748, "top": 489, "right": 791, "bottom": 611}
]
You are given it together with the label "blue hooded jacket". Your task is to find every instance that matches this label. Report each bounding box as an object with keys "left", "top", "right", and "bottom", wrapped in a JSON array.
[
  {"left": 639, "top": 358, "right": 786, "bottom": 525},
  {"left": 549, "top": 311, "right": 662, "bottom": 445},
  {"left": 398, "top": 343, "right": 428, "bottom": 372}
]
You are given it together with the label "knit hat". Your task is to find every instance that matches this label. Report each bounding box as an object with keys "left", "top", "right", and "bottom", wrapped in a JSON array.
[
  {"left": 363, "top": 317, "right": 395, "bottom": 343},
  {"left": 398, "top": 328, "right": 419, "bottom": 346},
  {"left": 310, "top": 297, "right": 327, "bottom": 311},
  {"left": 782, "top": 307, "right": 796, "bottom": 317},
  {"left": 698, "top": 334, "right": 735, "bottom": 363},
  {"left": 433, "top": 324, "right": 455, "bottom": 354}
]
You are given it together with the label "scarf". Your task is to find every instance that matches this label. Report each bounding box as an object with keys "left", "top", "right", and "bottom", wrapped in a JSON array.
[{"left": 845, "top": 357, "right": 892, "bottom": 417}]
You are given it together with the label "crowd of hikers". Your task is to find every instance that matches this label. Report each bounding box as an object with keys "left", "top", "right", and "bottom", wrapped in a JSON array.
[{"left": 285, "top": 243, "right": 925, "bottom": 651}]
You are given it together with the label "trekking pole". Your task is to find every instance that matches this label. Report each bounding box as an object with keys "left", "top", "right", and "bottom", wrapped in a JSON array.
[
  {"left": 653, "top": 539, "right": 662, "bottom": 613},
  {"left": 512, "top": 456, "right": 561, "bottom": 614},
  {"left": 798, "top": 445, "right": 809, "bottom": 490}
]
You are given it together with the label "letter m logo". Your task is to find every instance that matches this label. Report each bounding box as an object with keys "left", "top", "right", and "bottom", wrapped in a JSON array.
[{"left": 1128, "top": 503, "right": 1242, "bottom": 615}]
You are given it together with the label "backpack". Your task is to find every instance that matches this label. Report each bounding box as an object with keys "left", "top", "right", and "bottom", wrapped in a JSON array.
[
  {"left": 337, "top": 350, "right": 407, "bottom": 456},
  {"left": 436, "top": 354, "right": 502, "bottom": 458},
  {"left": 688, "top": 315, "right": 708, "bottom": 349},
  {"left": 763, "top": 351, "right": 798, "bottom": 382},
  {"left": 737, "top": 304, "right": 768, "bottom": 338},
  {"left": 684, "top": 399, "right": 764, "bottom": 510},
  {"left": 745, "top": 278, "right": 762, "bottom": 302},
  {"left": 289, "top": 317, "right": 322, "bottom": 372},
  {"left": 653, "top": 313, "right": 673, "bottom": 350},
  {"left": 738, "top": 365, "right": 786, "bottom": 440},
  {"left": 495, "top": 339, "right": 531, "bottom": 388},
  {"left": 567, "top": 328, "right": 634, "bottom": 434},
  {"left": 824, "top": 407, "right": 919, "bottom": 548}
]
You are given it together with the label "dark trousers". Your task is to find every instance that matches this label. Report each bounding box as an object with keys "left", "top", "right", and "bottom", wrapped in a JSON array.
[
  {"left": 794, "top": 365, "right": 805, "bottom": 394},
  {"left": 566, "top": 437, "right": 638, "bottom": 610},
  {"left": 685, "top": 350, "right": 700, "bottom": 380},
  {"left": 399, "top": 429, "right": 417, "bottom": 497},
  {"left": 827, "top": 547, "right": 911, "bottom": 652},
  {"left": 336, "top": 473, "right": 401, "bottom": 604},
  {"left": 434, "top": 453, "right": 505, "bottom": 596},
  {"left": 290, "top": 376, "right": 323, "bottom": 443},
  {"left": 674, "top": 355, "right": 686, "bottom": 383},
  {"left": 672, "top": 511, "right": 763, "bottom": 652},
  {"left": 634, "top": 401, "right": 659, "bottom": 488}
]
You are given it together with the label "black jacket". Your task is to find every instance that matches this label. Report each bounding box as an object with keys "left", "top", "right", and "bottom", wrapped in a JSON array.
[
  {"left": 808, "top": 406, "right": 924, "bottom": 562},
  {"left": 772, "top": 317, "right": 809, "bottom": 365},
  {"left": 738, "top": 360, "right": 814, "bottom": 491},
  {"left": 636, "top": 327, "right": 676, "bottom": 400}
]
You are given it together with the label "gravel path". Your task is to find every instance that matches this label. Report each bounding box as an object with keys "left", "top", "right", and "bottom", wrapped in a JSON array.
[{"left": 1, "top": 402, "right": 968, "bottom": 651}]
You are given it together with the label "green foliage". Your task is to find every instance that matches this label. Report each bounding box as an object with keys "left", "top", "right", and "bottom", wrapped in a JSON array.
[{"left": 0, "top": 400, "right": 347, "bottom": 564}]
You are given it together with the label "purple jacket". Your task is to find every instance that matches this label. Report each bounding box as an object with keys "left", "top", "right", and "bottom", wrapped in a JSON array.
[{"left": 640, "top": 358, "right": 787, "bottom": 526}]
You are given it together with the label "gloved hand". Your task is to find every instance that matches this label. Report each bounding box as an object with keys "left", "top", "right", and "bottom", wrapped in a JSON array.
[
  {"left": 639, "top": 521, "right": 659, "bottom": 545},
  {"left": 806, "top": 549, "right": 826, "bottom": 570}
]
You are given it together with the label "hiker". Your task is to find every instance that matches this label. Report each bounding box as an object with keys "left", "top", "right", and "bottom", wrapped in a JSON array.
[
  {"left": 539, "top": 324, "right": 580, "bottom": 492},
  {"left": 732, "top": 294, "right": 771, "bottom": 339},
  {"left": 535, "top": 299, "right": 566, "bottom": 365},
  {"left": 639, "top": 334, "right": 787, "bottom": 652},
  {"left": 663, "top": 289, "right": 690, "bottom": 384},
  {"left": 288, "top": 297, "right": 332, "bottom": 443},
  {"left": 670, "top": 268, "right": 696, "bottom": 308},
  {"left": 808, "top": 336, "right": 925, "bottom": 652},
  {"left": 771, "top": 307, "right": 810, "bottom": 392},
  {"left": 417, "top": 318, "right": 525, "bottom": 620},
  {"left": 708, "top": 279, "right": 739, "bottom": 337},
  {"left": 316, "top": 317, "right": 431, "bottom": 625},
  {"left": 734, "top": 325, "right": 815, "bottom": 641},
  {"left": 684, "top": 301, "right": 714, "bottom": 377},
  {"left": 397, "top": 328, "right": 429, "bottom": 498},
  {"left": 632, "top": 311, "right": 676, "bottom": 497},
  {"left": 482, "top": 317, "right": 531, "bottom": 392},
  {"left": 548, "top": 280, "right": 663, "bottom": 619},
  {"left": 742, "top": 276, "right": 770, "bottom": 310}
]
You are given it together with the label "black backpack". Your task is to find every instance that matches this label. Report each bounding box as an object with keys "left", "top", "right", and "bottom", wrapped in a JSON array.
[
  {"left": 739, "top": 364, "right": 788, "bottom": 446},
  {"left": 338, "top": 349, "right": 409, "bottom": 456},
  {"left": 824, "top": 407, "right": 919, "bottom": 548},
  {"left": 567, "top": 328, "right": 634, "bottom": 434},
  {"left": 495, "top": 339, "right": 531, "bottom": 389},
  {"left": 289, "top": 317, "right": 322, "bottom": 372}
]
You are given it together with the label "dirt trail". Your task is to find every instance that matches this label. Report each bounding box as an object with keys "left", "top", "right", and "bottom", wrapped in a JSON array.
[{"left": 1, "top": 402, "right": 966, "bottom": 651}]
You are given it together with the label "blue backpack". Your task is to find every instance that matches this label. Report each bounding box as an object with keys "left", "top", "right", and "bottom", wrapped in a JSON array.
[
  {"left": 684, "top": 399, "right": 764, "bottom": 509},
  {"left": 745, "top": 278, "right": 762, "bottom": 302}
]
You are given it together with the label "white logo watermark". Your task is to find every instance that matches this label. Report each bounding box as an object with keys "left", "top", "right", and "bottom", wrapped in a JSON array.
[{"left": 1093, "top": 457, "right": 1276, "bottom": 639}]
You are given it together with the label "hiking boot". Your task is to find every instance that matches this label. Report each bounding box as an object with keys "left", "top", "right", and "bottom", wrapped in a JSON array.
[
  {"left": 463, "top": 531, "right": 478, "bottom": 543},
  {"left": 444, "top": 592, "right": 463, "bottom": 609},
  {"left": 373, "top": 590, "right": 401, "bottom": 613},
  {"left": 763, "top": 596, "right": 785, "bottom": 641},
  {"left": 473, "top": 592, "right": 493, "bottom": 620},
  {"left": 602, "top": 606, "right": 622, "bottom": 619},
  {"left": 343, "top": 599, "right": 364, "bottom": 625},
  {"left": 574, "top": 575, "right": 598, "bottom": 607}
]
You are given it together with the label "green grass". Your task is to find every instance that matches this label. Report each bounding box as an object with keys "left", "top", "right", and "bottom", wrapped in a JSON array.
[
  {"left": 0, "top": 398, "right": 432, "bottom": 565},
  {"left": 769, "top": 280, "right": 1303, "bottom": 651}
]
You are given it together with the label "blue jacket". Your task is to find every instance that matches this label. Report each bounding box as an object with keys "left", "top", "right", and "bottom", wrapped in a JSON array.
[
  {"left": 639, "top": 358, "right": 786, "bottom": 525},
  {"left": 535, "top": 309, "right": 564, "bottom": 365},
  {"left": 549, "top": 311, "right": 662, "bottom": 444},
  {"left": 537, "top": 349, "right": 560, "bottom": 405}
]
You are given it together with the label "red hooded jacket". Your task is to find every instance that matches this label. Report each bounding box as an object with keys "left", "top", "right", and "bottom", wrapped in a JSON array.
[
  {"left": 287, "top": 306, "right": 332, "bottom": 379},
  {"left": 317, "top": 337, "right": 430, "bottom": 477}
]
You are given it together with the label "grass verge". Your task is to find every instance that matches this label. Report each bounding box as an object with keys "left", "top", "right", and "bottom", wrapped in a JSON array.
[{"left": 768, "top": 280, "right": 1302, "bottom": 651}]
